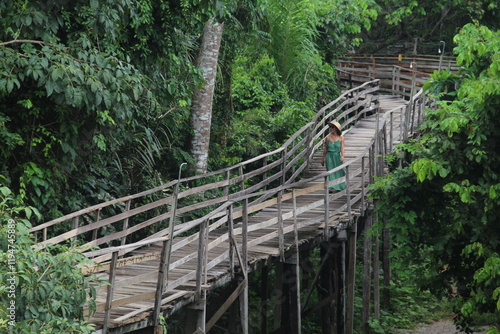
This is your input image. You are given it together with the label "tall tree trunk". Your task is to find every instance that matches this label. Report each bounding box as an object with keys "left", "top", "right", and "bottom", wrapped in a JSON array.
[{"left": 190, "top": 18, "right": 224, "bottom": 174}]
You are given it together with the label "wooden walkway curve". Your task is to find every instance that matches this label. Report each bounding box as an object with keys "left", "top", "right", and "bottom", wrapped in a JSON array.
[{"left": 30, "top": 56, "right": 454, "bottom": 333}]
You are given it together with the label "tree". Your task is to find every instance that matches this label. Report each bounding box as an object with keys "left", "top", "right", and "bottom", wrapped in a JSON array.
[
  {"left": 370, "top": 23, "right": 500, "bottom": 332},
  {"left": 190, "top": 18, "right": 224, "bottom": 174}
]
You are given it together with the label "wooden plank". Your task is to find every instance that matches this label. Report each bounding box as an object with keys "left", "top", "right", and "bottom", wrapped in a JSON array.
[{"left": 114, "top": 291, "right": 191, "bottom": 323}]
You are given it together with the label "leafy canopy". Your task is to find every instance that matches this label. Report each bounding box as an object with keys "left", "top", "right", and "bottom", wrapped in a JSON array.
[{"left": 370, "top": 22, "right": 500, "bottom": 331}]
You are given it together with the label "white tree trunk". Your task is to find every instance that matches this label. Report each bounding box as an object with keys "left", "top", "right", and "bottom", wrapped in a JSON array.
[{"left": 190, "top": 18, "right": 224, "bottom": 174}]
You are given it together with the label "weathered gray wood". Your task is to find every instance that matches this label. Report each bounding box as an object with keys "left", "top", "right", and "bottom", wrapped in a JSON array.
[
  {"left": 153, "top": 240, "right": 169, "bottom": 327},
  {"left": 103, "top": 251, "right": 118, "bottom": 334},
  {"left": 206, "top": 278, "right": 247, "bottom": 331},
  {"left": 362, "top": 211, "right": 373, "bottom": 333}
]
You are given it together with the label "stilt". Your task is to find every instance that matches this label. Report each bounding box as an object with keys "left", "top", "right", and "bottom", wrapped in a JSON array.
[
  {"left": 362, "top": 210, "right": 373, "bottom": 334},
  {"left": 319, "top": 242, "right": 333, "bottom": 334},
  {"left": 184, "top": 295, "right": 206, "bottom": 334},
  {"left": 273, "top": 262, "right": 284, "bottom": 332},
  {"left": 346, "top": 222, "right": 358, "bottom": 334},
  {"left": 239, "top": 276, "right": 249, "bottom": 334},
  {"left": 382, "top": 222, "right": 391, "bottom": 308},
  {"left": 260, "top": 267, "right": 269, "bottom": 334},
  {"left": 281, "top": 254, "right": 300, "bottom": 334}
]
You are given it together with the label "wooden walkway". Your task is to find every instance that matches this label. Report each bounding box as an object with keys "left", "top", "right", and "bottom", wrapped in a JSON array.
[
  {"left": 30, "top": 58, "right": 444, "bottom": 333},
  {"left": 85, "top": 95, "right": 411, "bottom": 332}
]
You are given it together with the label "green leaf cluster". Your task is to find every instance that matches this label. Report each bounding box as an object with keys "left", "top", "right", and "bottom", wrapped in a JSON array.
[{"left": 0, "top": 183, "right": 102, "bottom": 334}]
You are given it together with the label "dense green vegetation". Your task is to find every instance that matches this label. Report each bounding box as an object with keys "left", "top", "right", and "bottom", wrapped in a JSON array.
[
  {"left": 0, "top": 185, "right": 103, "bottom": 333},
  {"left": 370, "top": 22, "right": 500, "bottom": 333},
  {"left": 1, "top": 0, "right": 500, "bottom": 333}
]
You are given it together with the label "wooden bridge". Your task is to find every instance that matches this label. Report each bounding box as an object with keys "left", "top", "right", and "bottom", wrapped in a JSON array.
[{"left": 31, "top": 56, "right": 457, "bottom": 333}]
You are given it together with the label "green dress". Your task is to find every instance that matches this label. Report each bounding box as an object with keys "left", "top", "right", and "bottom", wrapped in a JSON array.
[{"left": 325, "top": 140, "right": 346, "bottom": 191}]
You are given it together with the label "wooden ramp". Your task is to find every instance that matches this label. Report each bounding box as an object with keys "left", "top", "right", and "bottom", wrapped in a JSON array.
[{"left": 86, "top": 95, "right": 411, "bottom": 333}]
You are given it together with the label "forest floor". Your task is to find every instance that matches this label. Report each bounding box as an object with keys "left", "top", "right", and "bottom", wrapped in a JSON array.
[{"left": 402, "top": 317, "right": 489, "bottom": 333}]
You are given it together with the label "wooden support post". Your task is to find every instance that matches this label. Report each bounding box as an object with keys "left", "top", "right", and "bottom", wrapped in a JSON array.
[
  {"left": 278, "top": 191, "right": 285, "bottom": 261},
  {"left": 400, "top": 106, "right": 404, "bottom": 144},
  {"left": 191, "top": 220, "right": 208, "bottom": 333},
  {"left": 103, "top": 251, "right": 118, "bottom": 334},
  {"left": 280, "top": 257, "right": 300, "bottom": 334},
  {"left": 345, "top": 165, "right": 352, "bottom": 221},
  {"left": 382, "top": 221, "right": 391, "bottom": 308},
  {"left": 229, "top": 205, "right": 235, "bottom": 278},
  {"left": 224, "top": 170, "right": 230, "bottom": 197},
  {"left": 153, "top": 240, "right": 169, "bottom": 331},
  {"left": 120, "top": 200, "right": 131, "bottom": 246},
  {"left": 338, "top": 236, "right": 347, "bottom": 334},
  {"left": 241, "top": 199, "right": 249, "bottom": 334},
  {"left": 346, "top": 222, "right": 358, "bottom": 334},
  {"left": 304, "top": 126, "right": 313, "bottom": 174},
  {"left": 260, "top": 266, "right": 269, "bottom": 334},
  {"left": 273, "top": 262, "right": 284, "bottom": 331},
  {"left": 362, "top": 211, "right": 373, "bottom": 334},
  {"left": 239, "top": 275, "right": 249, "bottom": 334},
  {"left": 389, "top": 112, "right": 394, "bottom": 153},
  {"left": 293, "top": 189, "right": 302, "bottom": 333},
  {"left": 281, "top": 149, "right": 288, "bottom": 184},
  {"left": 324, "top": 175, "right": 330, "bottom": 239},
  {"left": 361, "top": 157, "right": 366, "bottom": 212},
  {"left": 72, "top": 216, "right": 79, "bottom": 243},
  {"left": 319, "top": 243, "right": 333, "bottom": 333},
  {"left": 92, "top": 209, "right": 101, "bottom": 241},
  {"left": 263, "top": 157, "right": 268, "bottom": 190},
  {"left": 373, "top": 229, "right": 380, "bottom": 321}
]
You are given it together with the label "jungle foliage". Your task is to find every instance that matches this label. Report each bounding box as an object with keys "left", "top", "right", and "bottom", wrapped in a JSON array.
[
  {"left": 0, "top": 184, "right": 103, "bottom": 334},
  {"left": 370, "top": 23, "right": 500, "bottom": 332}
]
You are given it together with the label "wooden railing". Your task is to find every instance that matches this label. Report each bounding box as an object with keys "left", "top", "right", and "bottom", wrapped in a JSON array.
[
  {"left": 337, "top": 55, "right": 458, "bottom": 99},
  {"left": 29, "top": 58, "right": 439, "bottom": 330}
]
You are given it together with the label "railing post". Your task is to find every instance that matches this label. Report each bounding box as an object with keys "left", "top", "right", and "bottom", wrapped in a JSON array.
[
  {"left": 304, "top": 125, "right": 313, "bottom": 174},
  {"left": 72, "top": 216, "right": 79, "bottom": 243},
  {"left": 242, "top": 199, "right": 248, "bottom": 273},
  {"left": 361, "top": 156, "right": 366, "bottom": 212},
  {"left": 278, "top": 191, "right": 285, "bottom": 261},
  {"left": 391, "top": 67, "right": 396, "bottom": 94},
  {"left": 241, "top": 198, "right": 249, "bottom": 334},
  {"left": 120, "top": 200, "right": 131, "bottom": 246},
  {"left": 292, "top": 188, "right": 302, "bottom": 332},
  {"left": 224, "top": 170, "right": 230, "bottom": 197},
  {"left": 345, "top": 165, "right": 352, "bottom": 222},
  {"left": 153, "top": 240, "right": 169, "bottom": 329},
  {"left": 165, "top": 163, "right": 186, "bottom": 290},
  {"left": 194, "top": 219, "right": 208, "bottom": 332},
  {"left": 390, "top": 112, "right": 394, "bottom": 152},
  {"left": 103, "top": 250, "right": 119, "bottom": 333},
  {"left": 262, "top": 157, "right": 268, "bottom": 190},
  {"left": 324, "top": 175, "right": 330, "bottom": 239},
  {"left": 92, "top": 209, "right": 101, "bottom": 241},
  {"left": 239, "top": 166, "right": 245, "bottom": 191},
  {"left": 281, "top": 149, "right": 287, "bottom": 185},
  {"left": 228, "top": 204, "right": 234, "bottom": 278},
  {"left": 369, "top": 146, "right": 374, "bottom": 185}
]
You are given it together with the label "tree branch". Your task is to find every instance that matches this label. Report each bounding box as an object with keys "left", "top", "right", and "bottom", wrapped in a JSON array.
[{"left": 0, "top": 39, "right": 45, "bottom": 47}]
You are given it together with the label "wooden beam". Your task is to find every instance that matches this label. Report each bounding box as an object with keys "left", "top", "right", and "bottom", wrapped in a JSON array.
[{"left": 206, "top": 279, "right": 247, "bottom": 331}]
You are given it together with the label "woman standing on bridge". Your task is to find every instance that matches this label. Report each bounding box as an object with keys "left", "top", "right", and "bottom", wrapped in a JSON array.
[{"left": 321, "top": 121, "right": 346, "bottom": 191}]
